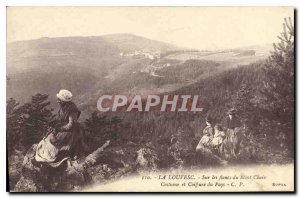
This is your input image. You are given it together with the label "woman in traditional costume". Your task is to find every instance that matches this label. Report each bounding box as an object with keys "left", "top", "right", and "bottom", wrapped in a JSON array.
[{"left": 34, "top": 89, "right": 82, "bottom": 168}]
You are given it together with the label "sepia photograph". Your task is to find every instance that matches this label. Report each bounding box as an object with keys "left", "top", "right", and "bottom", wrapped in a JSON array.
[{"left": 6, "top": 7, "right": 295, "bottom": 192}]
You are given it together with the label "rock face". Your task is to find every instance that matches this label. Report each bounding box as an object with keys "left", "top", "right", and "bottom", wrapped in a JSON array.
[
  {"left": 8, "top": 151, "right": 23, "bottom": 190},
  {"left": 136, "top": 147, "right": 159, "bottom": 172},
  {"left": 13, "top": 143, "right": 94, "bottom": 192},
  {"left": 12, "top": 136, "right": 205, "bottom": 192},
  {"left": 11, "top": 129, "right": 199, "bottom": 192},
  {"left": 14, "top": 176, "right": 46, "bottom": 192},
  {"left": 13, "top": 142, "right": 139, "bottom": 192},
  {"left": 14, "top": 145, "right": 46, "bottom": 192},
  {"left": 167, "top": 127, "right": 196, "bottom": 167}
]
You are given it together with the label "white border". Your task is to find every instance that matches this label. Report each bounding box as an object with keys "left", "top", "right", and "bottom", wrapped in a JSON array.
[{"left": 1, "top": 0, "right": 299, "bottom": 6}]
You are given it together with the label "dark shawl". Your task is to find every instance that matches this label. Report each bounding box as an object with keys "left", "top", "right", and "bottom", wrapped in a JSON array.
[
  {"left": 51, "top": 101, "right": 82, "bottom": 160},
  {"left": 57, "top": 101, "right": 81, "bottom": 124}
]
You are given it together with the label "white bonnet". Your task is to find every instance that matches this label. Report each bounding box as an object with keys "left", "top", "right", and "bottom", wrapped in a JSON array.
[{"left": 56, "top": 89, "right": 73, "bottom": 102}]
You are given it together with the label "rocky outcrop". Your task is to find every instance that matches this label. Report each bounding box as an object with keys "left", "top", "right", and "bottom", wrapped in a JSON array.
[
  {"left": 14, "top": 145, "right": 46, "bottom": 192},
  {"left": 13, "top": 141, "right": 138, "bottom": 192},
  {"left": 14, "top": 176, "right": 46, "bottom": 192},
  {"left": 136, "top": 147, "right": 159, "bottom": 172},
  {"left": 8, "top": 150, "right": 23, "bottom": 191},
  {"left": 14, "top": 144, "right": 86, "bottom": 192},
  {"left": 12, "top": 133, "right": 207, "bottom": 192}
]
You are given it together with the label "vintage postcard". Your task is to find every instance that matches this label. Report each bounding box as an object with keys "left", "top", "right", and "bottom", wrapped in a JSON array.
[{"left": 6, "top": 7, "right": 294, "bottom": 192}]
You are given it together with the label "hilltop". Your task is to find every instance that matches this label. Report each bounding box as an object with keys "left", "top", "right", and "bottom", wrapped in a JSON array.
[{"left": 7, "top": 34, "right": 270, "bottom": 117}]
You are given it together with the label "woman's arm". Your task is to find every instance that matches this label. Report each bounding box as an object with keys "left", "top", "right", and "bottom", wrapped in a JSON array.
[{"left": 61, "top": 112, "right": 78, "bottom": 131}]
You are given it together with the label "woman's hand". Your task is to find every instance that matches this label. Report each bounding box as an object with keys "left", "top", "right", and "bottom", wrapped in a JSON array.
[{"left": 60, "top": 124, "right": 70, "bottom": 131}]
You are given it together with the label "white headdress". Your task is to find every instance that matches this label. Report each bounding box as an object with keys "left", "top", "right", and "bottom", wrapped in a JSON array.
[{"left": 56, "top": 89, "right": 73, "bottom": 102}]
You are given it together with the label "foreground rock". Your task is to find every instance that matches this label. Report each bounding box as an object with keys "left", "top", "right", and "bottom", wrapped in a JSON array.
[
  {"left": 8, "top": 150, "right": 24, "bottom": 191},
  {"left": 14, "top": 145, "right": 46, "bottom": 192},
  {"left": 14, "top": 144, "right": 86, "bottom": 192},
  {"left": 13, "top": 140, "right": 162, "bottom": 192}
]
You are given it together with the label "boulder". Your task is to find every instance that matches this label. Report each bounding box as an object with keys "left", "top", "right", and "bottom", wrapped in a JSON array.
[
  {"left": 14, "top": 145, "right": 46, "bottom": 192},
  {"left": 136, "top": 147, "right": 159, "bottom": 172},
  {"left": 14, "top": 176, "right": 46, "bottom": 192},
  {"left": 8, "top": 151, "right": 24, "bottom": 191}
]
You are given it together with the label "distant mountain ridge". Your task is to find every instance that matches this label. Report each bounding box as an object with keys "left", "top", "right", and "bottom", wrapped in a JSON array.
[
  {"left": 7, "top": 34, "right": 181, "bottom": 73},
  {"left": 7, "top": 34, "right": 270, "bottom": 117},
  {"left": 101, "top": 33, "right": 183, "bottom": 53}
]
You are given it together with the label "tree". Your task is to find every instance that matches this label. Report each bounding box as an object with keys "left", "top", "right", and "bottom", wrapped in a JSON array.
[
  {"left": 20, "top": 94, "right": 55, "bottom": 148},
  {"left": 230, "top": 83, "right": 258, "bottom": 133},
  {"left": 7, "top": 98, "right": 23, "bottom": 153},
  {"left": 259, "top": 17, "right": 294, "bottom": 148}
]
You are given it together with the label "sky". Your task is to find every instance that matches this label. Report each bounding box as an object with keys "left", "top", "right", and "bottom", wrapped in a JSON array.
[{"left": 7, "top": 7, "right": 294, "bottom": 50}]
